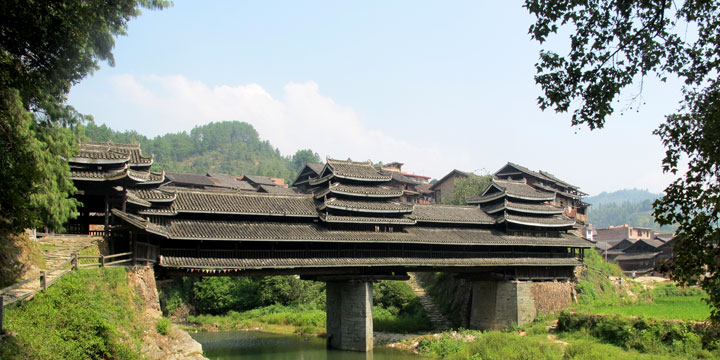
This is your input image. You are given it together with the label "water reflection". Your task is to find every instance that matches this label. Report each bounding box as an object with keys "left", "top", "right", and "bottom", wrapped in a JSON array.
[{"left": 191, "top": 331, "right": 419, "bottom": 360}]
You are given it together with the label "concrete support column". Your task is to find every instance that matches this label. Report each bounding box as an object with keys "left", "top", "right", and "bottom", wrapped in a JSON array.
[
  {"left": 469, "top": 280, "right": 536, "bottom": 330},
  {"left": 325, "top": 281, "right": 373, "bottom": 352}
]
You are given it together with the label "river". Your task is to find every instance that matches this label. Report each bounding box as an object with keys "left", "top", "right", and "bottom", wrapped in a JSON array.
[{"left": 191, "top": 331, "right": 422, "bottom": 360}]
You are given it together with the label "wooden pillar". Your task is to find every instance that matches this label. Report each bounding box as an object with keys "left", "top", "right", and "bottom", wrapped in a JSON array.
[
  {"left": 100, "top": 255, "right": 105, "bottom": 267},
  {"left": 131, "top": 231, "right": 137, "bottom": 266},
  {"left": 103, "top": 194, "right": 110, "bottom": 240},
  {"left": 72, "top": 253, "right": 79, "bottom": 270}
]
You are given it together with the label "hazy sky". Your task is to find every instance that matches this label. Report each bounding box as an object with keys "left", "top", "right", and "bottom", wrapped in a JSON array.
[{"left": 68, "top": 1, "right": 686, "bottom": 196}]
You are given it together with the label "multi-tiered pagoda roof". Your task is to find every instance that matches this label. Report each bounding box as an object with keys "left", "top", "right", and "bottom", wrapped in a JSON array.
[{"left": 466, "top": 178, "right": 575, "bottom": 229}]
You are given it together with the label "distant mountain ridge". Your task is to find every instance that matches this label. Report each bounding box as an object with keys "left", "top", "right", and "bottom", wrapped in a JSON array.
[
  {"left": 586, "top": 188, "right": 662, "bottom": 205},
  {"left": 585, "top": 189, "right": 675, "bottom": 232}
]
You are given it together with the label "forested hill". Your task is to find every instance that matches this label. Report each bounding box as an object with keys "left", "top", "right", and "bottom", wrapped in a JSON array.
[
  {"left": 586, "top": 189, "right": 661, "bottom": 205},
  {"left": 82, "top": 121, "right": 320, "bottom": 182},
  {"left": 586, "top": 189, "right": 675, "bottom": 232}
]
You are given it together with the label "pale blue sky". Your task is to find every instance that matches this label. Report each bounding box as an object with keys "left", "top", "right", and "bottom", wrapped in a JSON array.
[{"left": 68, "top": 1, "right": 685, "bottom": 195}]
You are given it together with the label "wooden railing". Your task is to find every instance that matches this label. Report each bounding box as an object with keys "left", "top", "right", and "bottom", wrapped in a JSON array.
[{"left": 0, "top": 245, "right": 157, "bottom": 332}]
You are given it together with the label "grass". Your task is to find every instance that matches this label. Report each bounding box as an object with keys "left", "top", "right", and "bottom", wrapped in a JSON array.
[
  {"left": 590, "top": 296, "right": 710, "bottom": 321},
  {"left": 186, "top": 304, "right": 327, "bottom": 336},
  {"left": 0, "top": 267, "right": 144, "bottom": 360}
]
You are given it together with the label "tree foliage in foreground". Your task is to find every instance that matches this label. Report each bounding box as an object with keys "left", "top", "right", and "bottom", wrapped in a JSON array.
[
  {"left": 0, "top": 0, "right": 169, "bottom": 233},
  {"left": 525, "top": 0, "right": 720, "bottom": 322}
]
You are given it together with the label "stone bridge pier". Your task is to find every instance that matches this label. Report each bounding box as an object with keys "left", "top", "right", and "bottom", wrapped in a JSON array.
[
  {"left": 469, "top": 280, "right": 537, "bottom": 330},
  {"left": 325, "top": 280, "right": 374, "bottom": 352}
]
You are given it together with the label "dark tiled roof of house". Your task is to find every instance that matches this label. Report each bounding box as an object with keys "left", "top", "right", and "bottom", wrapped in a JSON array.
[
  {"left": 165, "top": 172, "right": 216, "bottom": 187},
  {"left": 306, "top": 162, "right": 325, "bottom": 174},
  {"left": 595, "top": 227, "right": 630, "bottom": 242},
  {"left": 128, "top": 169, "right": 164, "bottom": 184},
  {"left": 411, "top": 205, "right": 495, "bottom": 224},
  {"left": 320, "top": 198, "right": 413, "bottom": 213},
  {"left": 126, "top": 192, "right": 151, "bottom": 207},
  {"left": 429, "top": 169, "right": 473, "bottom": 190},
  {"left": 71, "top": 168, "right": 128, "bottom": 181},
  {"left": 326, "top": 159, "right": 392, "bottom": 181},
  {"left": 243, "top": 174, "right": 278, "bottom": 186},
  {"left": 168, "top": 190, "right": 317, "bottom": 217},
  {"left": 614, "top": 252, "right": 661, "bottom": 261},
  {"left": 259, "top": 185, "right": 297, "bottom": 195},
  {"left": 159, "top": 255, "right": 581, "bottom": 269}
]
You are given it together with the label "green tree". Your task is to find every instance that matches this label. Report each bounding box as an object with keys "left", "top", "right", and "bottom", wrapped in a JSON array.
[
  {"left": 525, "top": 0, "right": 720, "bottom": 321},
  {"left": 444, "top": 174, "right": 492, "bottom": 205},
  {"left": 291, "top": 149, "right": 321, "bottom": 171},
  {"left": 0, "top": 0, "right": 169, "bottom": 233}
]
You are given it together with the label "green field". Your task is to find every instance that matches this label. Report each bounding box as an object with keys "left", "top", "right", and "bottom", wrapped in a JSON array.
[{"left": 589, "top": 296, "right": 710, "bottom": 322}]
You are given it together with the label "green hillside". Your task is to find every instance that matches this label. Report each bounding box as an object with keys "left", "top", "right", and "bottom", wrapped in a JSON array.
[
  {"left": 586, "top": 190, "right": 675, "bottom": 232},
  {"left": 586, "top": 188, "right": 661, "bottom": 205},
  {"left": 81, "top": 121, "right": 320, "bottom": 182}
]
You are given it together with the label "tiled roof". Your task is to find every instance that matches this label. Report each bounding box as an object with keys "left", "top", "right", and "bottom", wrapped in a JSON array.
[
  {"left": 169, "top": 190, "right": 317, "bottom": 217},
  {"left": 71, "top": 168, "right": 128, "bottom": 181},
  {"left": 429, "top": 170, "right": 473, "bottom": 191},
  {"left": 70, "top": 149, "right": 129, "bottom": 163},
  {"left": 468, "top": 179, "right": 555, "bottom": 203},
  {"left": 316, "top": 183, "right": 404, "bottom": 198},
  {"left": 503, "top": 213, "right": 576, "bottom": 228},
  {"left": 112, "top": 209, "right": 591, "bottom": 247},
  {"left": 71, "top": 167, "right": 163, "bottom": 184},
  {"left": 128, "top": 189, "right": 176, "bottom": 202},
  {"left": 128, "top": 169, "right": 164, "bottom": 184},
  {"left": 259, "top": 185, "right": 297, "bottom": 195},
  {"left": 485, "top": 199, "right": 563, "bottom": 215},
  {"left": 320, "top": 198, "right": 413, "bottom": 213},
  {"left": 306, "top": 162, "right": 325, "bottom": 174},
  {"left": 327, "top": 159, "right": 392, "bottom": 181},
  {"left": 319, "top": 214, "right": 416, "bottom": 225},
  {"left": 165, "top": 172, "right": 216, "bottom": 187},
  {"left": 538, "top": 170, "right": 578, "bottom": 190},
  {"left": 77, "top": 142, "right": 153, "bottom": 166},
  {"left": 243, "top": 174, "right": 278, "bottom": 186},
  {"left": 614, "top": 252, "right": 661, "bottom": 261},
  {"left": 159, "top": 255, "right": 581, "bottom": 269},
  {"left": 411, "top": 205, "right": 495, "bottom": 224},
  {"left": 206, "top": 173, "right": 254, "bottom": 190},
  {"left": 126, "top": 192, "right": 151, "bottom": 207}
]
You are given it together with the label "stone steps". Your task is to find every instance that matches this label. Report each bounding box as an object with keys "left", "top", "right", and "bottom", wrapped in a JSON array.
[
  {"left": 2, "top": 235, "right": 101, "bottom": 305},
  {"left": 408, "top": 273, "right": 452, "bottom": 330}
]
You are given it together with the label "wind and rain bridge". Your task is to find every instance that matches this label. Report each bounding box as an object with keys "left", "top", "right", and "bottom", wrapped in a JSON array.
[{"left": 69, "top": 142, "right": 591, "bottom": 352}]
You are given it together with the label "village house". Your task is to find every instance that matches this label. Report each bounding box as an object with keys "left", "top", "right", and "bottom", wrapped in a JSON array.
[
  {"left": 429, "top": 169, "right": 475, "bottom": 204},
  {"left": 377, "top": 162, "right": 433, "bottom": 204}
]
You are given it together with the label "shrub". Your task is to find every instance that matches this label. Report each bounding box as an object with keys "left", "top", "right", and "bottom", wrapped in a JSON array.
[{"left": 156, "top": 317, "right": 171, "bottom": 335}]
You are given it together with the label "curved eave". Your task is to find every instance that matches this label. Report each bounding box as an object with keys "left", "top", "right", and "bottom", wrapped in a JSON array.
[
  {"left": 505, "top": 206, "right": 564, "bottom": 215},
  {"left": 329, "top": 189, "right": 403, "bottom": 198},
  {"left": 69, "top": 157, "right": 129, "bottom": 165},
  {"left": 467, "top": 191, "right": 504, "bottom": 204},
  {"left": 320, "top": 215, "right": 416, "bottom": 225},
  {"left": 126, "top": 197, "right": 151, "bottom": 207},
  {"left": 137, "top": 210, "right": 177, "bottom": 216},
  {"left": 147, "top": 196, "right": 177, "bottom": 203},
  {"left": 502, "top": 218, "right": 576, "bottom": 228},
  {"left": 322, "top": 203, "right": 413, "bottom": 214},
  {"left": 174, "top": 209, "right": 318, "bottom": 218},
  {"left": 414, "top": 219, "right": 495, "bottom": 225},
  {"left": 308, "top": 174, "right": 333, "bottom": 186},
  {"left": 110, "top": 209, "right": 169, "bottom": 238},
  {"left": 332, "top": 173, "right": 392, "bottom": 182},
  {"left": 505, "top": 193, "right": 556, "bottom": 202}
]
